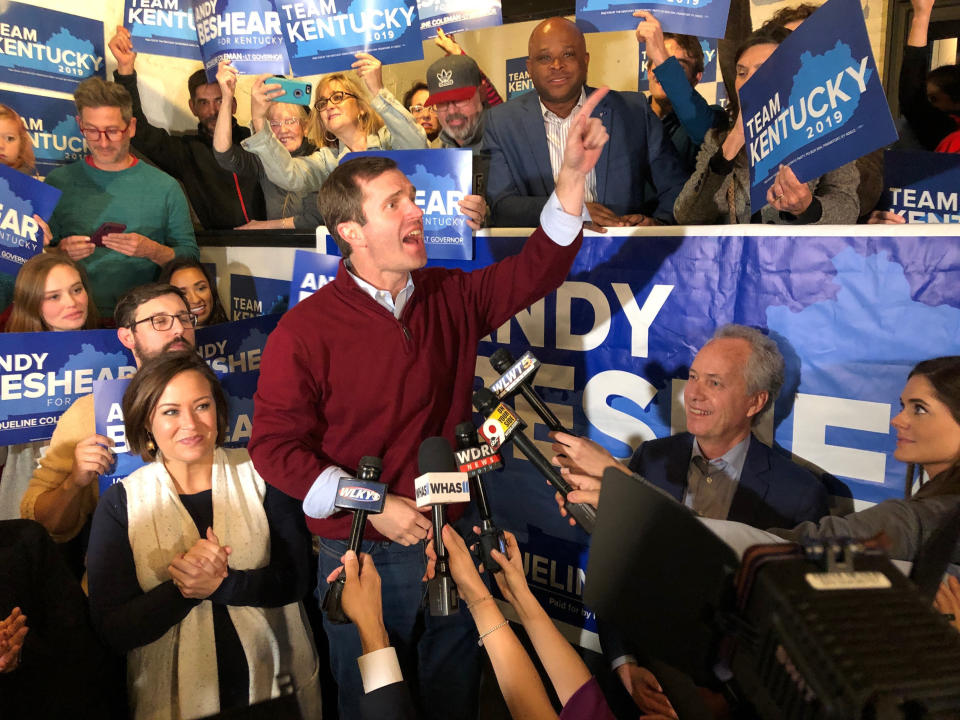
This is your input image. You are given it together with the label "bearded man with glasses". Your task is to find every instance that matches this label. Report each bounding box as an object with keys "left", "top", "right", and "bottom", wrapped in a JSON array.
[
  {"left": 21, "top": 283, "right": 198, "bottom": 571},
  {"left": 44, "top": 77, "right": 198, "bottom": 318}
]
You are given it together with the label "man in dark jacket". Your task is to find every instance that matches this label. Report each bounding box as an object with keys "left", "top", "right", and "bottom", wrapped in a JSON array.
[{"left": 108, "top": 26, "right": 264, "bottom": 229}]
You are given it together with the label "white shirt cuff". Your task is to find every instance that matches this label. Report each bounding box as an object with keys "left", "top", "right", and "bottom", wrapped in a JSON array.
[
  {"left": 358, "top": 646, "right": 404, "bottom": 693},
  {"left": 539, "top": 190, "right": 589, "bottom": 246},
  {"left": 302, "top": 465, "right": 346, "bottom": 519},
  {"left": 610, "top": 654, "right": 638, "bottom": 671}
]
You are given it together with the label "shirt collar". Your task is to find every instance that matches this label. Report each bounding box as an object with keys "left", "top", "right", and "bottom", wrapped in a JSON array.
[
  {"left": 691, "top": 433, "right": 751, "bottom": 480},
  {"left": 345, "top": 263, "right": 415, "bottom": 319},
  {"left": 539, "top": 87, "right": 587, "bottom": 123}
]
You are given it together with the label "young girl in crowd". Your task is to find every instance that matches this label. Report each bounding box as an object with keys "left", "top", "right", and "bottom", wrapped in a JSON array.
[
  {"left": 213, "top": 65, "right": 323, "bottom": 231},
  {"left": 158, "top": 257, "right": 228, "bottom": 327},
  {"left": 86, "top": 351, "right": 320, "bottom": 720},
  {"left": 0, "top": 255, "right": 99, "bottom": 521},
  {"left": 239, "top": 52, "right": 427, "bottom": 194}
]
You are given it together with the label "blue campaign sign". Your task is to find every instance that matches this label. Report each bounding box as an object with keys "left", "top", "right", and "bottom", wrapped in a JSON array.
[
  {"left": 125, "top": 0, "right": 203, "bottom": 61},
  {"left": 506, "top": 56, "right": 534, "bottom": 100},
  {"left": 194, "top": 313, "right": 279, "bottom": 373},
  {"left": 0, "top": 91, "right": 87, "bottom": 177},
  {"left": 0, "top": 3, "right": 105, "bottom": 93},
  {"left": 738, "top": 0, "right": 897, "bottom": 212},
  {"left": 354, "top": 149, "right": 474, "bottom": 260},
  {"left": 417, "top": 0, "right": 501, "bottom": 40},
  {"left": 276, "top": 0, "right": 423, "bottom": 76},
  {"left": 576, "top": 0, "right": 731, "bottom": 40},
  {"left": 0, "top": 164, "right": 61, "bottom": 276},
  {"left": 192, "top": 0, "right": 288, "bottom": 80},
  {"left": 230, "top": 274, "right": 290, "bottom": 319},
  {"left": 289, "top": 249, "right": 340, "bottom": 308},
  {"left": 0, "top": 329, "right": 135, "bottom": 446},
  {"left": 638, "top": 36, "right": 717, "bottom": 91},
  {"left": 882, "top": 150, "right": 960, "bottom": 223}
]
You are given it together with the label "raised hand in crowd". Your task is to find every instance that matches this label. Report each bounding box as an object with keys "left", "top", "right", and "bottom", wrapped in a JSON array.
[
  {"left": 102, "top": 231, "right": 175, "bottom": 266},
  {"left": 633, "top": 10, "right": 669, "bottom": 67},
  {"left": 168, "top": 526, "right": 232, "bottom": 599},
  {"left": 108, "top": 25, "right": 137, "bottom": 75},
  {"left": 908, "top": 0, "right": 936, "bottom": 47},
  {"left": 35, "top": 216, "right": 51, "bottom": 247},
  {"left": 867, "top": 210, "right": 907, "bottom": 224},
  {"left": 71, "top": 434, "right": 115, "bottom": 489},
  {"left": 0, "top": 607, "right": 28, "bottom": 673},
  {"left": 213, "top": 60, "right": 240, "bottom": 154},
  {"left": 58, "top": 234, "right": 96, "bottom": 261},
  {"left": 556, "top": 86, "right": 610, "bottom": 217},
  {"left": 352, "top": 52, "right": 384, "bottom": 96},
  {"left": 459, "top": 194, "right": 487, "bottom": 230},
  {"left": 434, "top": 28, "right": 463, "bottom": 56},
  {"left": 766, "top": 163, "right": 813, "bottom": 216},
  {"left": 250, "top": 74, "right": 284, "bottom": 133},
  {"left": 367, "top": 494, "right": 432, "bottom": 547},
  {"left": 935, "top": 574, "right": 960, "bottom": 633}
]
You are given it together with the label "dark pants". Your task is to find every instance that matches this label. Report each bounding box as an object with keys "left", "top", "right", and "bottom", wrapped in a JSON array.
[{"left": 315, "top": 535, "right": 481, "bottom": 720}]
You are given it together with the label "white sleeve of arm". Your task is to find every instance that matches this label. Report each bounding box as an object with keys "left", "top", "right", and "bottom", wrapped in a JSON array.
[
  {"left": 540, "top": 190, "right": 590, "bottom": 246},
  {"left": 302, "top": 465, "right": 347, "bottom": 519},
  {"left": 357, "top": 646, "right": 404, "bottom": 693}
]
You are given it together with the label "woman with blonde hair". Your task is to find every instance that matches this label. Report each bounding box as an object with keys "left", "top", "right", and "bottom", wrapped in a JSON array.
[
  {"left": 241, "top": 52, "right": 427, "bottom": 194},
  {"left": 0, "top": 254, "right": 99, "bottom": 520}
]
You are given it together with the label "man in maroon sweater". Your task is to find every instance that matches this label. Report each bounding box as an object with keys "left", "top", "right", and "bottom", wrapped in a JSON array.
[{"left": 249, "top": 89, "right": 610, "bottom": 720}]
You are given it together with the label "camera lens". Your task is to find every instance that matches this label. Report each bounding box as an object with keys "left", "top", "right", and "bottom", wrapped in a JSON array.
[{"left": 294, "top": 89, "right": 302, "bottom": 98}]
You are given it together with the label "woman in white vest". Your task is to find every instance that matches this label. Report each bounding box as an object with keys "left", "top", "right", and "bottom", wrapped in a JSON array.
[{"left": 86, "top": 351, "right": 321, "bottom": 720}]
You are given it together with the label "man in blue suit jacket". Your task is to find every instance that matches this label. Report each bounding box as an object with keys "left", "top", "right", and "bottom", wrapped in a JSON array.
[{"left": 482, "top": 17, "right": 688, "bottom": 228}]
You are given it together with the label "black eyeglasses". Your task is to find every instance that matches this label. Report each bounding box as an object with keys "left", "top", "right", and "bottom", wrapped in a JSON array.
[
  {"left": 79, "top": 124, "right": 130, "bottom": 141},
  {"left": 314, "top": 91, "right": 356, "bottom": 111},
  {"left": 130, "top": 312, "right": 197, "bottom": 331}
]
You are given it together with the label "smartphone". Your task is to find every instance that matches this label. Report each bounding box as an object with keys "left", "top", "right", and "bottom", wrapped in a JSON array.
[
  {"left": 270, "top": 78, "right": 312, "bottom": 106},
  {"left": 90, "top": 222, "right": 126, "bottom": 247}
]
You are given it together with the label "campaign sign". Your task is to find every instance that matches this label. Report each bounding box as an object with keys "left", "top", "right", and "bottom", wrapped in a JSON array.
[
  {"left": 354, "top": 149, "right": 474, "bottom": 260},
  {"left": 0, "top": 164, "right": 61, "bottom": 276},
  {"left": 0, "top": 91, "right": 87, "bottom": 177},
  {"left": 230, "top": 274, "right": 290, "bottom": 319},
  {"left": 575, "top": 0, "right": 732, "bottom": 40},
  {"left": 417, "top": 0, "right": 501, "bottom": 40},
  {"left": 275, "top": 0, "right": 423, "bottom": 76},
  {"left": 738, "top": 0, "right": 897, "bottom": 213},
  {"left": 638, "top": 36, "right": 717, "bottom": 91},
  {"left": 289, "top": 249, "right": 340, "bottom": 308},
  {"left": 125, "top": 0, "right": 203, "bottom": 61},
  {"left": 195, "top": 313, "right": 279, "bottom": 373},
  {"left": 0, "top": 330, "right": 135, "bottom": 446},
  {"left": 192, "top": 0, "right": 288, "bottom": 80},
  {"left": 0, "top": 2, "right": 105, "bottom": 93},
  {"left": 882, "top": 150, "right": 960, "bottom": 224},
  {"left": 506, "top": 56, "right": 534, "bottom": 100}
]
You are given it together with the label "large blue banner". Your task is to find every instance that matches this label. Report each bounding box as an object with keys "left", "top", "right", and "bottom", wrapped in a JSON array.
[
  {"left": 638, "top": 37, "right": 717, "bottom": 91},
  {"left": 0, "top": 330, "right": 135, "bottom": 446},
  {"left": 738, "top": 0, "right": 897, "bottom": 212},
  {"left": 230, "top": 273, "right": 290, "bottom": 319},
  {"left": 192, "top": 0, "right": 288, "bottom": 80},
  {"left": 417, "top": 0, "right": 501, "bottom": 40},
  {"left": 289, "top": 249, "right": 340, "bottom": 308},
  {"left": 125, "top": 0, "right": 203, "bottom": 61},
  {"left": 576, "top": 0, "right": 731, "bottom": 39},
  {"left": 0, "top": 164, "right": 61, "bottom": 276},
  {"left": 355, "top": 149, "right": 474, "bottom": 260},
  {"left": 0, "top": 2, "right": 105, "bottom": 93},
  {"left": 882, "top": 149, "right": 960, "bottom": 224},
  {"left": 0, "top": 91, "right": 87, "bottom": 177},
  {"left": 275, "top": 0, "right": 422, "bottom": 76}
]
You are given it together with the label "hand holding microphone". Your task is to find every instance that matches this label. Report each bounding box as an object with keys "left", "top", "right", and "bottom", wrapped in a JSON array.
[{"left": 455, "top": 421, "right": 507, "bottom": 572}]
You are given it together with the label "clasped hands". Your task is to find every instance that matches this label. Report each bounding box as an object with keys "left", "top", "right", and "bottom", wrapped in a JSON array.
[{"left": 168, "top": 527, "right": 232, "bottom": 599}]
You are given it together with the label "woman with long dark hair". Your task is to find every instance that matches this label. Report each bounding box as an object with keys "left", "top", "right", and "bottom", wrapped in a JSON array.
[{"left": 157, "top": 257, "right": 228, "bottom": 327}]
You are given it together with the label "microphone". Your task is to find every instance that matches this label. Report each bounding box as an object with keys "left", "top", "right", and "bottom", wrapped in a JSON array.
[
  {"left": 489, "top": 348, "right": 567, "bottom": 433},
  {"left": 473, "top": 387, "right": 596, "bottom": 534},
  {"left": 454, "top": 421, "right": 506, "bottom": 573},
  {"left": 321, "top": 456, "right": 387, "bottom": 625},
  {"left": 415, "top": 437, "right": 471, "bottom": 616}
]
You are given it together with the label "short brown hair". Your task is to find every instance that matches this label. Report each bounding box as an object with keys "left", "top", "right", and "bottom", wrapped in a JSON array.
[
  {"left": 761, "top": 3, "right": 819, "bottom": 31},
  {"left": 308, "top": 73, "right": 384, "bottom": 149},
  {"left": 663, "top": 34, "right": 705, "bottom": 78},
  {"left": 6, "top": 254, "right": 99, "bottom": 333},
  {"left": 74, "top": 77, "right": 133, "bottom": 124},
  {"left": 188, "top": 69, "right": 211, "bottom": 100},
  {"left": 318, "top": 155, "right": 398, "bottom": 258},
  {"left": 123, "top": 350, "right": 227, "bottom": 461},
  {"left": 114, "top": 283, "right": 188, "bottom": 328},
  {"left": 0, "top": 104, "right": 36, "bottom": 174}
]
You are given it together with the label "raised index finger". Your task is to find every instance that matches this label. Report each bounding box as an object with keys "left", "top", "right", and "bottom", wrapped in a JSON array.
[{"left": 578, "top": 86, "right": 609, "bottom": 123}]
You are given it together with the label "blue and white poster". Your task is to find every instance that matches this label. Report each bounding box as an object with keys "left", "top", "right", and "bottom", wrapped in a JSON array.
[
  {"left": 738, "top": 0, "right": 897, "bottom": 213},
  {"left": 125, "top": 0, "right": 203, "bottom": 61},
  {"left": 576, "top": 0, "right": 732, "bottom": 40},
  {"left": 0, "top": 164, "right": 61, "bottom": 276},
  {"left": 192, "top": 0, "right": 288, "bottom": 80},
  {"left": 417, "top": 0, "right": 501, "bottom": 40},
  {"left": 355, "top": 149, "right": 474, "bottom": 260},
  {"left": 275, "top": 0, "right": 423, "bottom": 76},
  {"left": 0, "top": 2, "right": 105, "bottom": 94},
  {"left": 882, "top": 149, "right": 960, "bottom": 223},
  {"left": 506, "top": 56, "right": 534, "bottom": 100},
  {"left": 638, "top": 37, "right": 717, "bottom": 92},
  {"left": 230, "top": 274, "right": 289, "bottom": 319},
  {"left": 0, "top": 330, "right": 135, "bottom": 446},
  {"left": 0, "top": 91, "right": 87, "bottom": 177},
  {"left": 195, "top": 313, "right": 278, "bottom": 374},
  {"left": 289, "top": 249, "right": 340, "bottom": 308}
]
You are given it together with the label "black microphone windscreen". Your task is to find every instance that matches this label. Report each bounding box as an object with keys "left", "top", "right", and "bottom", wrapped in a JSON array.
[
  {"left": 418, "top": 436, "right": 458, "bottom": 474},
  {"left": 473, "top": 387, "right": 498, "bottom": 413},
  {"left": 489, "top": 347, "right": 515, "bottom": 373}
]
